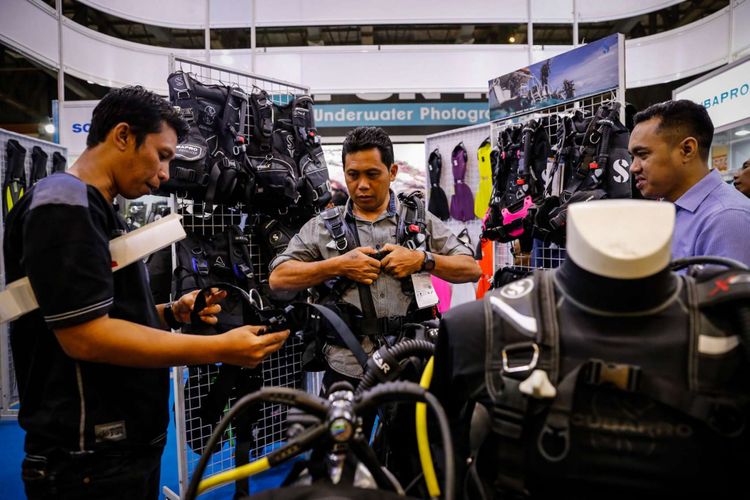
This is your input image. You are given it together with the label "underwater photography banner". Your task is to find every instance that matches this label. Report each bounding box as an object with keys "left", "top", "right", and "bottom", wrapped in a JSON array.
[{"left": 489, "top": 34, "right": 620, "bottom": 120}]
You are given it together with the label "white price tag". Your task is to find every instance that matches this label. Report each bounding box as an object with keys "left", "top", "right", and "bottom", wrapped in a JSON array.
[{"left": 411, "top": 272, "right": 440, "bottom": 309}]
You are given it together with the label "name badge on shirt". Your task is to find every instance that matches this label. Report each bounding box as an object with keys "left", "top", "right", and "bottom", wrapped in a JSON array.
[{"left": 411, "top": 272, "right": 439, "bottom": 309}]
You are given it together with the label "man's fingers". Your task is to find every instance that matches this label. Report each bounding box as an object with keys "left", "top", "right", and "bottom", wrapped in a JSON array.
[
  {"left": 357, "top": 246, "right": 378, "bottom": 255},
  {"left": 205, "top": 289, "right": 228, "bottom": 305},
  {"left": 198, "top": 304, "right": 222, "bottom": 316},
  {"left": 259, "top": 330, "right": 290, "bottom": 345}
]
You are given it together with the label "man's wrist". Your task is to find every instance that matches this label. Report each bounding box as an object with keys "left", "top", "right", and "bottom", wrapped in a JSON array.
[{"left": 163, "top": 302, "right": 185, "bottom": 330}]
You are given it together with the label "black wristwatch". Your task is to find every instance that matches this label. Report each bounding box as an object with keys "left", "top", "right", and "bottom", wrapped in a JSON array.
[
  {"left": 421, "top": 251, "right": 436, "bottom": 272},
  {"left": 163, "top": 302, "right": 185, "bottom": 330}
]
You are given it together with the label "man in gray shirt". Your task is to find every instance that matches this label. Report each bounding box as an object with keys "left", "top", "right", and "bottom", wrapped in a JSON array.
[{"left": 270, "top": 127, "right": 481, "bottom": 385}]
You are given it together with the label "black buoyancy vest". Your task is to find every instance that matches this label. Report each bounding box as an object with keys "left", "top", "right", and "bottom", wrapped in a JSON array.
[
  {"left": 465, "top": 268, "right": 750, "bottom": 498},
  {"left": 534, "top": 103, "right": 632, "bottom": 245}
]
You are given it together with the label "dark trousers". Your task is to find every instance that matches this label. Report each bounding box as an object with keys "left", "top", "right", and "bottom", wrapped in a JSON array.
[{"left": 22, "top": 447, "right": 163, "bottom": 500}]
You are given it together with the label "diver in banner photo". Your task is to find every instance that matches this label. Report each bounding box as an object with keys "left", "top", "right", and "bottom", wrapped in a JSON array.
[
  {"left": 4, "top": 86, "right": 289, "bottom": 500},
  {"left": 629, "top": 99, "right": 750, "bottom": 267}
]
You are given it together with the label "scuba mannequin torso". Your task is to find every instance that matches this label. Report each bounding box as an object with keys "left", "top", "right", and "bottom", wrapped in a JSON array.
[{"left": 433, "top": 201, "right": 750, "bottom": 498}]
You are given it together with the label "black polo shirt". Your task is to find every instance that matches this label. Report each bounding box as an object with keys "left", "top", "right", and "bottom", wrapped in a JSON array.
[{"left": 4, "top": 173, "right": 169, "bottom": 455}]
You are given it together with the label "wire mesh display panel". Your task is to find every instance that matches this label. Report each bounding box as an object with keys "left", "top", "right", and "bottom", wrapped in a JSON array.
[
  {"left": 0, "top": 129, "right": 67, "bottom": 418},
  {"left": 423, "top": 89, "right": 623, "bottom": 292},
  {"left": 167, "top": 56, "right": 311, "bottom": 498}
]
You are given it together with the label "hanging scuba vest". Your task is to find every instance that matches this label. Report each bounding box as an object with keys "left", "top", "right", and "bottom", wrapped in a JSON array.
[
  {"left": 182, "top": 283, "right": 274, "bottom": 456},
  {"left": 272, "top": 94, "right": 332, "bottom": 211},
  {"left": 444, "top": 267, "right": 750, "bottom": 498},
  {"left": 535, "top": 103, "right": 631, "bottom": 245},
  {"left": 161, "top": 71, "right": 254, "bottom": 205},
  {"left": 474, "top": 137, "right": 494, "bottom": 219},
  {"left": 51, "top": 151, "right": 67, "bottom": 173},
  {"left": 450, "top": 142, "right": 475, "bottom": 221},
  {"left": 482, "top": 125, "right": 536, "bottom": 245},
  {"left": 173, "top": 225, "right": 259, "bottom": 335},
  {"left": 3, "top": 139, "right": 26, "bottom": 220},
  {"left": 29, "top": 146, "right": 48, "bottom": 186},
  {"left": 427, "top": 148, "right": 450, "bottom": 221}
]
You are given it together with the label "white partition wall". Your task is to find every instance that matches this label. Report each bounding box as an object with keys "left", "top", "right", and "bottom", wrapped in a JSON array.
[{"left": 1, "top": 0, "right": 749, "bottom": 95}]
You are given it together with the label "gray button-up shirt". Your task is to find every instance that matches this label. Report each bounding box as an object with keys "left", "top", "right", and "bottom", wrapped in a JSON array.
[{"left": 270, "top": 191, "right": 473, "bottom": 378}]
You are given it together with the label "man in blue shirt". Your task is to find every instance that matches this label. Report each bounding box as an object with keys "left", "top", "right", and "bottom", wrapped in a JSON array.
[{"left": 629, "top": 100, "right": 750, "bottom": 267}]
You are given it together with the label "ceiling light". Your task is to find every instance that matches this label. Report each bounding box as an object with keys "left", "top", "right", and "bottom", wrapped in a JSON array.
[
  {"left": 508, "top": 35, "right": 516, "bottom": 43},
  {"left": 735, "top": 130, "right": 750, "bottom": 137},
  {"left": 43, "top": 123, "right": 56, "bottom": 134}
]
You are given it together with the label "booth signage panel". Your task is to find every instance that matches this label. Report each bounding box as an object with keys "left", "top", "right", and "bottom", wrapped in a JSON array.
[
  {"left": 314, "top": 102, "right": 490, "bottom": 128},
  {"left": 54, "top": 100, "right": 98, "bottom": 158},
  {"left": 488, "top": 34, "right": 620, "bottom": 121},
  {"left": 674, "top": 59, "right": 750, "bottom": 130}
]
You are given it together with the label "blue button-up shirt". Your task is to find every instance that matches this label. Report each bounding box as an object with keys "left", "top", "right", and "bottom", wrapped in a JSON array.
[{"left": 672, "top": 169, "right": 750, "bottom": 267}]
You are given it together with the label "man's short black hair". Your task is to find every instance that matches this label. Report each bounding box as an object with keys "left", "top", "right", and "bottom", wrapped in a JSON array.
[
  {"left": 86, "top": 86, "right": 188, "bottom": 149},
  {"left": 341, "top": 127, "right": 394, "bottom": 168},
  {"left": 633, "top": 99, "right": 714, "bottom": 162}
]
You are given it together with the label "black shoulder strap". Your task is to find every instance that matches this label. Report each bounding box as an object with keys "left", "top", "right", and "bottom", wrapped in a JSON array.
[
  {"left": 320, "top": 207, "right": 378, "bottom": 324},
  {"left": 307, "top": 303, "right": 369, "bottom": 368},
  {"left": 396, "top": 190, "right": 427, "bottom": 250}
]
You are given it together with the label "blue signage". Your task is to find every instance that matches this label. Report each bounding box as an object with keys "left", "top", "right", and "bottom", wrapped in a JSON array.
[
  {"left": 314, "top": 103, "right": 490, "bottom": 128},
  {"left": 489, "top": 34, "right": 620, "bottom": 121}
]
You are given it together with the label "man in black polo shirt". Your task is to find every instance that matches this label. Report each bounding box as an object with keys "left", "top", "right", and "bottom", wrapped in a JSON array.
[{"left": 4, "top": 86, "right": 289, "bottom": 499}]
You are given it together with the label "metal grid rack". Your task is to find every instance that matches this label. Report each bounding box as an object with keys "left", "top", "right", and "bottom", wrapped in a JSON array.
[
  {"left": 0, "top": 129, "right": 67, "bottom": 419},
  {"left": 424, "top": 88, "right": 624, "bottom": 288},
  {"left": 166, "top": 56, "right": 310, "bottom": 499}
]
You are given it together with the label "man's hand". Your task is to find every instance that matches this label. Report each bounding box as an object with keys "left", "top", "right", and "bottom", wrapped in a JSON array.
[
  {"left": 380, "top": 244, "right": 424, "bottom": 279},
  {"left": 336, "top": 246, "right": 382, "bottom": 285},
  {"left": 172, "top": 288, "right": 228, "bottom": 325},
  {"left": 219, "top": 326, "right": 290, "bottom": 368}
]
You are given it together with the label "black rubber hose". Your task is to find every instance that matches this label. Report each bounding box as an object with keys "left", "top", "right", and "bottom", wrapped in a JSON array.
[
  {"left": 670, "top": 256, "right": 749, "bottom": 272},
  {"left": 349, "top": 434, "right": 401, "bottom": 492},
  {"left": 185, "top": 387, "right": 328, "bottom": 500},
  {"left": 356, "top": 339, "right": 435, "bottom": 395},
  {"left": 354, "top": 381, "right": 455, "bottom": 500},
  {"left": 736, "top": 305, "right": 750, "bottom": 364}
]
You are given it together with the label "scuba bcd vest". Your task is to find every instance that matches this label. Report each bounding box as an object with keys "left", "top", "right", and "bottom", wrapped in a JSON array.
[
  {"left": 474, "top": 137, "right": 494, "bottom": 219},
  {"left": 450, "top": 142, "right": 474, "bottom": 221},
  {"left": 161, "top": 71, "right": 254, "bottom": 205},
  {"left": 427, "top": 148, "right": 450, "bottom": 221},
  {"left": 481, "top": 126, "right": 534, "bottom": 245},
  {"left": 272, "top": 95, "right": 332, "bottom": 211},
  {"left": 444, "top": 265, "right": 750, "bottom": 498},
  {"left": 535, "top": 103, "right": 632, "bottom": 245},
  {"left": 173, "top": 225, "right": 259, "bottom": 335},
  {"left": 308, "top": 192, "right": 434, "bottom": 369}
]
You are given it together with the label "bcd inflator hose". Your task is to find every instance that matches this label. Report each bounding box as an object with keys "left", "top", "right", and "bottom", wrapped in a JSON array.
[
  {"left": 354, "top": 381, "right": 455, "bottom": 500},
  {"left": 356, "top": 339, "right": 436, "bottom": 395},
  {"left": 185, "top": 387, "right": 328, "bottom": 499},
  {"left": 185, "top": 380, "right": 455, "bottom": 500}
]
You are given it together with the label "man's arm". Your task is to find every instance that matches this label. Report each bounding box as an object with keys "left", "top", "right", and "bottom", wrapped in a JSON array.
[
  {"left": 270, "top": 246, "right": 382, "bottom": 292},
  {"left": 696, "top": 208, "right": 750, "bottom": 267},
  {"left": 55, "top": 316, "right": 289, "bottom": 368}
]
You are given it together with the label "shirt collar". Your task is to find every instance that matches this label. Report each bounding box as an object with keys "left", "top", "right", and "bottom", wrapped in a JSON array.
[
  {"left": 673, "top": 169, "right": 724, "bottom": 213},
  {"left": 345, "top": 190, "right": 398, "bottom": 222}
]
